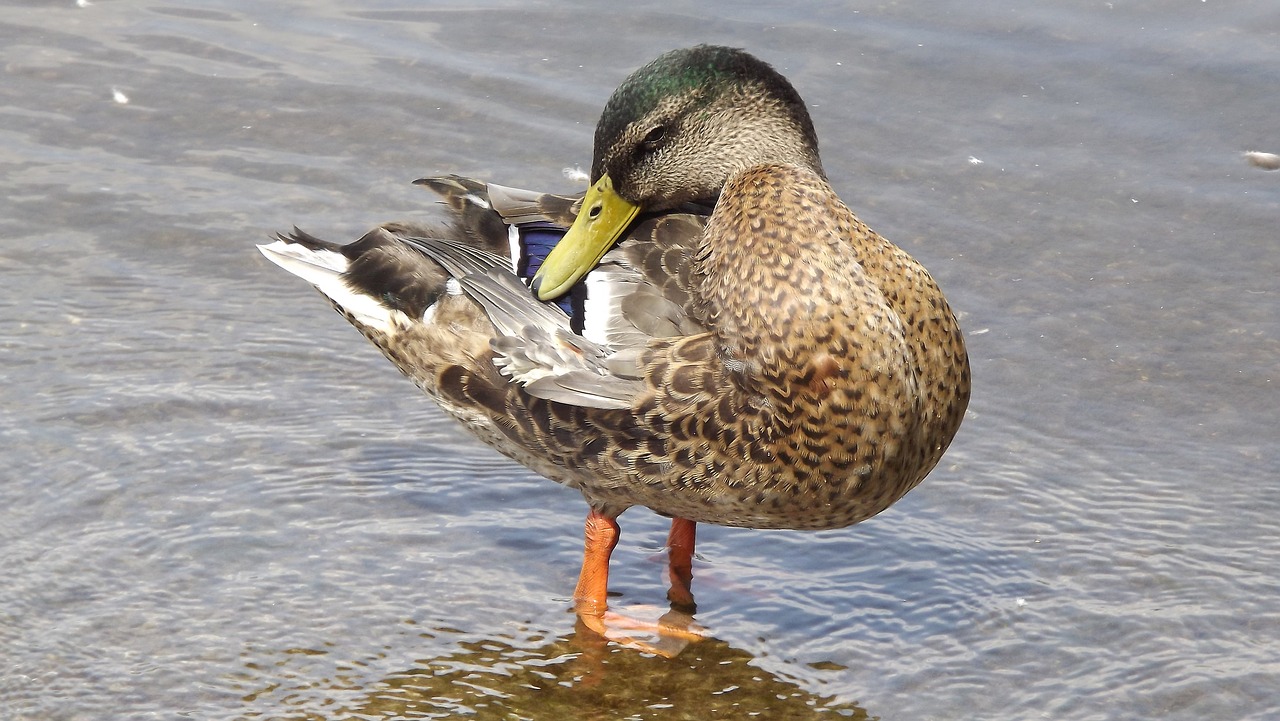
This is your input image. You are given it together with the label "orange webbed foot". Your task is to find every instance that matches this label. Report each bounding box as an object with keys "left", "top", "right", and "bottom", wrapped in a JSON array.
[{"left": 576, "top": 605, "right": 709, "bottom": 657}]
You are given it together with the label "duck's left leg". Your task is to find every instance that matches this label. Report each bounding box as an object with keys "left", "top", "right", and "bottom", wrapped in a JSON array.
[
  {"left": 665, "top": 517, "right": 697, "bottom": 612},
  {"left": 572, "top": 508, "right": 620, "bottom": 621}
]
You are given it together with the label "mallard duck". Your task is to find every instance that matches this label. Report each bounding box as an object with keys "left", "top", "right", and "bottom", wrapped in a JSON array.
[{"left": 259, "top": 45, "right": 970, "bottom": 639}]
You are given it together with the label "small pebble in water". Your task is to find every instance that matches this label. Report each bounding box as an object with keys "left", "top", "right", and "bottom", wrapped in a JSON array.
[{"left": 1243, "top": 151, "right": 1280, "bottom": 170}]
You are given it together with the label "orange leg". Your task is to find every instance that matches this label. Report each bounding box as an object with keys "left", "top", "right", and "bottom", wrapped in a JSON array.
[
  {"left": 572, "top": 511, "right": 707, "bottom": 654},
  {"left": 573, "top": 508, "right": 620, "bottom": 623},
  {"left": 665, "top": 517, "right": 697, "bottom": 612}
]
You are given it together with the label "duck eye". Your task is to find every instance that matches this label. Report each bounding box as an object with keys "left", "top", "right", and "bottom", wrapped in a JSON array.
[{"left": 640, "top": 125, "right": 666, "bottom": 150}]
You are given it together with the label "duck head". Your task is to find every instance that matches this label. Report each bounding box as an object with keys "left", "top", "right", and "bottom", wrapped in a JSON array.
[{"left": 532, "top": 45, "right": 824, "bottom": 300}]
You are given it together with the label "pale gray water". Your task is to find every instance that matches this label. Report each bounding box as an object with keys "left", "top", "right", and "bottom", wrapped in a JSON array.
[{"left": 2, "top": 1, "right": 1277, "bottom": 719}]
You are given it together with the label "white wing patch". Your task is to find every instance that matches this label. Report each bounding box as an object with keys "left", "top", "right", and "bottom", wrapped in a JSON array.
[
  {"left": 258, "top": 240, "right": 397, "bottom": 335},
  {"left": 462, "top": 193, "right": 491, "bottom": 209},
  {"left": 506, "top": 224, "right": 522, "bottom": 275},
  {"left": 581, "top": 264, "right": 632, "bottom": 345}
]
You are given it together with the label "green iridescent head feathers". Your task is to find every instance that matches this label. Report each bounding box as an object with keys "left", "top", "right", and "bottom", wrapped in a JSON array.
[{"left": 590, "top": 46, "right": 820, "bottom": 186}]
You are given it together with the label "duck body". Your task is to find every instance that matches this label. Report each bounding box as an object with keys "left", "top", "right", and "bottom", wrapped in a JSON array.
[{"left": 259, "top": 45, "right": 969, "bottom": 631}]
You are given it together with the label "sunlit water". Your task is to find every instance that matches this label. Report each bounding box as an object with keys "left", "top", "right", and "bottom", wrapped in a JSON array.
[{"left": 2, "top": 2, "right": 1277, "bottom": 719}]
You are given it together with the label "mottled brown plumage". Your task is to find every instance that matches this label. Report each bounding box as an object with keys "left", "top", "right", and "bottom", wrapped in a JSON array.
[{"left": 259, "top": 45, "right": 969, "bottom": 641}]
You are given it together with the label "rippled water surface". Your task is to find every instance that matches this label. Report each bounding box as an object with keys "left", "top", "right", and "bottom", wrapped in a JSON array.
[{"left": 2, "top": 1, "right": 1277, "bottom": 719}]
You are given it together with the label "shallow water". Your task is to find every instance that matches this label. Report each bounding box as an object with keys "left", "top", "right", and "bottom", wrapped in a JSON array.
[{"left": 2, "top": 1, "right": 1277, "bottom": 719}]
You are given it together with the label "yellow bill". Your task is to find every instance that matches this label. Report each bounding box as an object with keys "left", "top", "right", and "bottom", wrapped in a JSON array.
[{"left": 532, "top": 174, "right": 640, "bottom": 300}]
